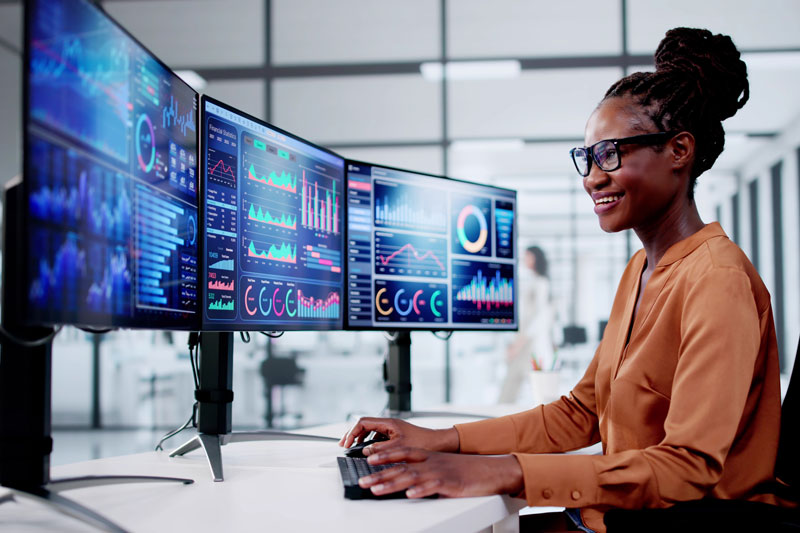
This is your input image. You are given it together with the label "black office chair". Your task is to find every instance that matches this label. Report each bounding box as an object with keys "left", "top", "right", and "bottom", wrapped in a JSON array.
[
  {"left": 604, "top": 335, "right": 800, "bottom": 532},
  {"left": 260, "top": 355, "right": 305, "bottom": 428}
]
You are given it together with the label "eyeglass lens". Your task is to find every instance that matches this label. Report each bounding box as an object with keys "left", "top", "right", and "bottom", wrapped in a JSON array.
[
  {"left": 593, "top": 141, "right": 618, "bottom": 171},
  {"left": 572, "top": 148, "right": 589, "bottom": 176}
]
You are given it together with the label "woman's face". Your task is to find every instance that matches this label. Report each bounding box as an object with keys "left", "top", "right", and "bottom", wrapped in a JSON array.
[
  {"left": 582, "top": 97, "right": 686, "bottom": 234},
  {"left": 524, "top": 251, "right": 535, "bottom": 272}
]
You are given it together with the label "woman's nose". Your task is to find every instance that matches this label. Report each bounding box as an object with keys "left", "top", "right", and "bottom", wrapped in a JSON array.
[{"left": 583, "top": 163, "right": 609, "bottom": 192}]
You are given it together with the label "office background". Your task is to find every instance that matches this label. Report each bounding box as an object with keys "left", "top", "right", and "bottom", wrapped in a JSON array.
[{"left": 0, "top": 0, "right": 799, "bottom": 463}]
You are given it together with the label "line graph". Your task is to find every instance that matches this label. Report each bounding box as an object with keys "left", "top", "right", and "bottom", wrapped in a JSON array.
[
  {"left": 247, "top": 203, "right": 297, "bottom": 230},
  {"left": 206, "top": 145, "right": 237, "bottom": 188},
  {"left": 29, "top": 6, "right": 131, "bottom": 162},
  {"left": 28, "top": 144, "right": 132, "bottom": 241},
  {"left": 162, "top": 94, "right": 197, "bottom": 138},
  {"left": 247, "top": 164, "right": 297, "bottom": 193},
  {"left": 374, "top": 232, "right": 447, "bottom": 278},
  {"left": 247, "top": 240, "right": 297, "bottom": 264}
]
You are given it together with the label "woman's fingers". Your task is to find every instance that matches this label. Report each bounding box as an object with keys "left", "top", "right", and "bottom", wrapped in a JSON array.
[
  {"left": 406, "top": 478, "right": 443, "bottom": 499},
  {"left": 361, "top": 464, "right": 423, "bottom": 496},
  {"left": 367, "top": 446, "right": 429, "bottom": 465},
  {"left": 339, "top": 417, "right": 389, "bottom": 448}
]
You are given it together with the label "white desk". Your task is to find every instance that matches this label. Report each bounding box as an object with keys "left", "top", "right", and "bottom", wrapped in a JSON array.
[{"left": 0, "top": 418, "right": 526, "bottom": 532}]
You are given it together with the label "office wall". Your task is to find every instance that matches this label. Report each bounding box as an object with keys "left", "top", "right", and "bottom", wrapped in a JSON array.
[
  {"left": 0, "top": 4, "right": 21, "bottom": 186},
  {"left": 2, "top": 0, "right": 800, "bottom": 430},
  {"left": 712, "top": 115, "right": 800, "bottom": 373}
]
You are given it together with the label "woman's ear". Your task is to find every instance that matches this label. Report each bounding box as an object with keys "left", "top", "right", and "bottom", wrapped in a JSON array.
[{"left": 670, "top": 131, "right": 695, "bottom": 172}]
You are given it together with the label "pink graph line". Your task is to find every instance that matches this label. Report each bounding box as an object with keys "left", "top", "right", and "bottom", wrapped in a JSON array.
[
  {"left": 209, "top": 158, "right": 235, "bottom": 180},
  {"left": 378, "top": 243, "right": 445, "bottom": 272}
]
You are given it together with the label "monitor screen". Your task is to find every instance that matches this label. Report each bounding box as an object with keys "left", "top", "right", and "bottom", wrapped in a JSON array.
[
  {"left": 201, "top": 97, "right": 345, "bottom": 331},
  {"left": 23, "top": 0, "right": 200, "bottom": 329},
  {"left": 346, "top": 161, "right": 517, "bottom": 330}
]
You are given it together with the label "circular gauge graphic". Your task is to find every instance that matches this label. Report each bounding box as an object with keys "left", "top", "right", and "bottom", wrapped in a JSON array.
[
  {"left": 394, "top": 288, "right": 414, "bottom": 317},
  {"left": 136, "top": 113, "right": 156, "bottom": 173},
  {"left": 285, "top": 289, "right": 297, "bottom": 317},
  {"left": 456, "top": 205, "right": 488, "bottom": 254},
  {"left": 187, "top": 215, "right": 197, "bottom": 246},
  {"left": 375, "top": 287, "right": 393, "bottom": 316},
  {"left": 273, "top": 288, "right": 285, "bottom": 317},
  {"left": 258, "top": 286, "right": 273, "bottom": 316},
  {"left": 244, "top": 284, "right": 258, "bottom": 316},
  {"left": 430, "top": 290, "right": 443, "bottom": 318}
]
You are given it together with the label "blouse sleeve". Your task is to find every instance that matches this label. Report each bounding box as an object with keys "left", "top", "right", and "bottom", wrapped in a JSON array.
[
  {"left": 509, "top": 268, "right": 764, "bottom": 510},
  {"left": 455, "top": 344, "right": 602, "bottom": 455}
]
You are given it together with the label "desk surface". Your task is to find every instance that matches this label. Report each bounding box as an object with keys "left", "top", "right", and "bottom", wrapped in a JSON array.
[{"left": 0, "top": 417, "right": 527, "bottom": 532}]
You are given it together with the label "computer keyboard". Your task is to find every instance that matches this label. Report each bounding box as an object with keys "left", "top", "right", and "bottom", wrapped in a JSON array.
[{"left": 337, "top": 456, "right": 407, "bottom": 500}]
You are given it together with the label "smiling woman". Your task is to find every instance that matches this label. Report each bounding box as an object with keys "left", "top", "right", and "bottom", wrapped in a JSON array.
[{"left": 340, "top": 28, "right": 796, "bottom": 533}]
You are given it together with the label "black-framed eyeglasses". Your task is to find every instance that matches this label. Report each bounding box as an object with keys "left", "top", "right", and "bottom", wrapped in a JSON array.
[{"left": 569, "top": 131, "right": 678, "bottom": 177}]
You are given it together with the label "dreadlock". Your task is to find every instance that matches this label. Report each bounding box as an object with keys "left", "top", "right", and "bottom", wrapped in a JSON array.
[{"left": 604, "top": 28, "right": 749, "bottom": 198}]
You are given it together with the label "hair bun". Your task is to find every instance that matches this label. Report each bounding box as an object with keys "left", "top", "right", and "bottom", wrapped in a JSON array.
[{"left": 654, "top": 27, "right": 749, "bottom": 121}]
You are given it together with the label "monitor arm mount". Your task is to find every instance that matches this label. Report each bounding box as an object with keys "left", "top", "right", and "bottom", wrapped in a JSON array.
[
  {"left": 0, "top": 181, "right": 193, "bottom": 533},
  {"left": 169, "top": 331, "right": 336, "bottom": 482},
  {"left": 382, "top": 330, "right": 489, "bottom": 420}
]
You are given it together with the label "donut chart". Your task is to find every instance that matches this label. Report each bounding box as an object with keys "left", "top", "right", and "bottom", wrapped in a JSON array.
[
  {"left": 135, "top": 113, "right": 156, "bottom": 173},
  {"left": 456, "top": 204, "right": 488, "bottom": 254}
]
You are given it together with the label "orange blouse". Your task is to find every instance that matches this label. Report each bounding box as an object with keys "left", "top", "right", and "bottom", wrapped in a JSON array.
[{"left": 455, "top": 223, "right": 786, "bottom": 533}]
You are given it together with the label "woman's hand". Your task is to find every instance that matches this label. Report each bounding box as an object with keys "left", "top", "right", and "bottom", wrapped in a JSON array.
[
  {"left": 360, "top": 447, "right": 524, "bottom": 499},
  {"left": 339, "top": 417, "right": 459, "bottom": 454}
]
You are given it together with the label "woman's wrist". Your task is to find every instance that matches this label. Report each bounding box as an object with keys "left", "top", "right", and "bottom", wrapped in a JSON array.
[
  {"left": 495, "top": 455, "right": 525, "bottom": 495},
  {"left": 433, "top": 427, "right": 460, "bottom": 452}
]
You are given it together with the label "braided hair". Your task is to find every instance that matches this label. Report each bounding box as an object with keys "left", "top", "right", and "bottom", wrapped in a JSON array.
[{"left": 604, "top": 28, "right": 749, "bottom": 198}]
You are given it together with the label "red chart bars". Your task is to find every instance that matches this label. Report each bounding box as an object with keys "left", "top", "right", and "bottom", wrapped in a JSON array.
[{"left": 301, "top": 171, "right": 339, "bottom": 234}]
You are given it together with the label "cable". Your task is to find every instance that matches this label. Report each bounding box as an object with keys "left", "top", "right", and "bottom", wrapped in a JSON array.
[
  {"left": 156, "top": 331, "right": 201, "bottom": 451},
  {"left": 155, "top": 404, "right": 197, "bottom": 451},
  {"left": 432, "top": 330, "right": 453, "bottom": 341},
  {"left": 259, "top": 331, "right": 284, "bottom": 338},
  {"left": 240, "top": 331, "right": 251, "bottom": 343},
  {"left": 382, "top": 330, "right": 399, "bottom": 342},
  {"left": 187, "top": 332, "right": 200, "bottom": 391},
  {"left": 0, "top": 324, "right": 62, "bottom": 348}
]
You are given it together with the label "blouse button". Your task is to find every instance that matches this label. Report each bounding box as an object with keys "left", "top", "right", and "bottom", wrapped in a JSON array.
[
  {"left": 542, "top": 489, "right": 553, "bottom": 499},
  {"left": 571, "top": 490, "right": 581, "bottom": 500}
]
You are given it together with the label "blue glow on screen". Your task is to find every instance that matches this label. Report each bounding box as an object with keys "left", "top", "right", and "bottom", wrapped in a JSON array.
[{"left": 25, "top": 0, "right": 199, "bottom": 328}]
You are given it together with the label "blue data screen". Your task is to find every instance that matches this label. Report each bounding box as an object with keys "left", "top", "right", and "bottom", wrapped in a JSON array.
[
  {"left": 346, "top": 162, "right": 517, "bottom": 330},
  {"left": 24, "top": 0, "right": 199, "bottom": 329},
  {"left": 202, "top": 98, "right": 345, "bottom": 330}
]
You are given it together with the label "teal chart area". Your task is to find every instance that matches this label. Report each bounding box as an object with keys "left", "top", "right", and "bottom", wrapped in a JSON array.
[{"left": 201, "top": 98, "right": 345, "bottom": 330}]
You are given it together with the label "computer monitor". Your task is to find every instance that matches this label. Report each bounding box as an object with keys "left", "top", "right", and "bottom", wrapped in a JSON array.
[
  {"left": 22, "top": 0, "right": 199, "bottom": 330},
  {"left": 200, "top": 96, "right": 345, "bottom": 331},
  {"left": 345, "top": 161, "right": 517, "bottom": 331}
]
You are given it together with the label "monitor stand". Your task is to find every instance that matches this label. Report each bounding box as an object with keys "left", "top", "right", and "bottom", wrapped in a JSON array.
[
  {"left": 169, "top": 332, "right": 336, "bottom": 482},
  {"left": 0, "top": 181, "right": 192, "bottom": 533},
  {"left": 382, "top": 331, "right": 489, "bottom": 420}
]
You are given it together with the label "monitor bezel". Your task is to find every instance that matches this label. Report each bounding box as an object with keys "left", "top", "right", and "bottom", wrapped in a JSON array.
[
  {"left": 199, "top": 94, "right": 347, "bottom": 332},
  {"left": 342, "top": 159, "right": 519, "bottom": 332},
  {"left": 21, "top": 0, "right": 201, "bottom": 331}
]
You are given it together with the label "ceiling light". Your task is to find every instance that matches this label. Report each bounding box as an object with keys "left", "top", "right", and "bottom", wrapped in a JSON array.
[
  {"left": 420, "top": 60, "right": 521, "bottom": 81},
  {"left": 741, "top": 52, "right": 800, "bottom": 70},
  {"left": 450, "top": 138, "right": 525, "bottom": 151},
  {"left": 175, "top": 70, "right": 208, "bottom": 92}
]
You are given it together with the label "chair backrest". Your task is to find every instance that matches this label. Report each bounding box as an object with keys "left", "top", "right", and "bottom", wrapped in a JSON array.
[{"left": 776, "top": 335, "right": 800, "bottom": 489}]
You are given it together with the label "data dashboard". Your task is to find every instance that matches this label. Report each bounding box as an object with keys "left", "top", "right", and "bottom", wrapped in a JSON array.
[
  {"left": 201, "top": 98, "right": 345, "bottom": 330},
  {"left": 346, "top": 162, "right": 517, "bottom": 330},
  {"left": 24, "top": 0, "right": 198, "bottom": 328}
]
